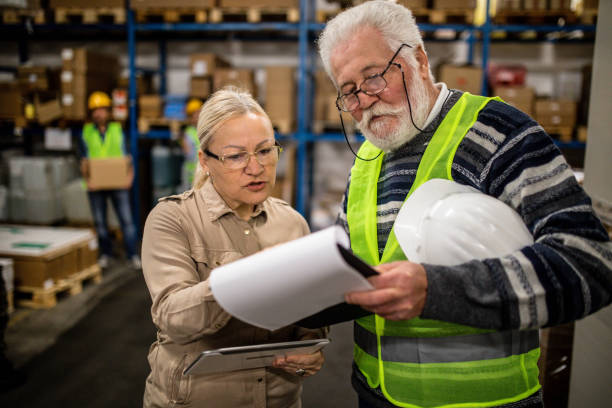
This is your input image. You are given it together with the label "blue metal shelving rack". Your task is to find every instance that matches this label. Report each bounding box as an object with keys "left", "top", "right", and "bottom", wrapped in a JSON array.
[{"left": 3, "top": 0, "right": 596, "bottom": 227}]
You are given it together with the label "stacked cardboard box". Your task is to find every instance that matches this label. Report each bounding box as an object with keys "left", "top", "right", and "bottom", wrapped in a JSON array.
[
  {"left": 213, "top": 68, "right": 257, "bottom": 97},
  {"left": 0, "top": 226, "right": 97, "bottom": 289},
  {"left": 493, "top": 86, "right": 535, "bottom": 117},
  {"left": 535, "top": 99, "right": 577, "bottom": 128},
  {"left": 438, "top": 64, "right": 483, "bottom": 95},
  {"left": 50, "top": 0, "right": 124, "bottom": 6},
  {"left": 523, "top": 0, "right": 548, "bottom": 10},
  {"left": 0, "top": 82, "right": 23, "bottom": 121},
  {"left": 314, "top": 70, "right": 340, "bottom": 127},
  {"left": 138, "top": 95, "right": 163, "bottom": 119},
  {"left": 433, "top": 0, "right": 477, "bottom": 9},
  {"left": 265, "top": 66, "right": 295, "bottom": 133},
  {"left": 219, "top": 0, "right": 298, "bottom": 6},
  {"left": 548, "top": 0, "right": 572, "bottom": 11},
  {"left": 60, "top": 48, "right": 118, "bottom": 120},
  {"left": 17, "top": 66, "right": 60, "bottom": 93},
  {"left": 131, "top": 0, "right": 214, "bottom": 8},
  {"left": 498, "top": 0, "right": 522, "bottom": 11},
  {"left": 190, "top": 53, "right": 229, "bottom": 99}
]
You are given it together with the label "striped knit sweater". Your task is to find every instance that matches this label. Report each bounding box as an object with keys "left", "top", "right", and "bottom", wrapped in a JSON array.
[{"left": 338, "top": 90, "right": 612, "bottom": 406}]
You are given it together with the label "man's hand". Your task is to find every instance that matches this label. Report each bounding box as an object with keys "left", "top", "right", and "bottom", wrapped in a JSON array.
[{"left": 345, "top": 261, "right": 428, "bottom": 321}]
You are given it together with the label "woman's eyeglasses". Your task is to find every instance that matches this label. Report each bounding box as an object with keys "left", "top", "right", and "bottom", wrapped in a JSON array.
[{"left": 205, "top": 143, "right": 282, "bottom": 170}]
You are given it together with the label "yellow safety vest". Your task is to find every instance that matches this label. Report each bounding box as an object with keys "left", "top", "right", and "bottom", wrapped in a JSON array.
[
  {"left": 347, "top": 93, "right": 541, "bottom": 408},
  {"left": 82, "top": 122, "right": 125, "bottom": 158}
]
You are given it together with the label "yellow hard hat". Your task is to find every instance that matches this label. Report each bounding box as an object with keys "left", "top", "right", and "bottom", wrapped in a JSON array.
[
  {"left": 88, "top": 91, "right": 111, "bottom": 110},
  {"left": 186, "top": 98, "right": 203, "bottom": 115}
]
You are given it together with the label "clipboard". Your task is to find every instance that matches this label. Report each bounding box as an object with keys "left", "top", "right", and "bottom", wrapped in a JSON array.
[{"left": 183, "top": 338, "right": 330, "bottom": 376}]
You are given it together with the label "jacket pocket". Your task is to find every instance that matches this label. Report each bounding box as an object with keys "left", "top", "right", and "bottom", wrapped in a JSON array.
[{"left": 190, "top": 246, "right": 242, "bottom": 282}]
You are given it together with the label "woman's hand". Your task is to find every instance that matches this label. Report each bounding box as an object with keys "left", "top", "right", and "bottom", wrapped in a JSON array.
[{"left": 272, "top": 350, "right": 324, "bottom": 377}]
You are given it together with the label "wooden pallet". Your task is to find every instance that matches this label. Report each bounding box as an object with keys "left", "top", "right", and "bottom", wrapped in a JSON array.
[
  {"left": 134, "top": 8, "right": 208, "bottom": 23},
  {"left": 138, "top": 117, "right": 186, "bottom": 136},
  {"left": 544, "top": 125, "right": 573, "bottom": 142},
  {"left": 209, "top": 7, "right": 299, "bottom": 23},
  {"left": 493, "top": 11, "right": 577, "bottom": 25},
  {"left": 54, "top": 7, "right": 126, "bottom": 24},
  {"left": 16, "top": 264, "right": 102, "bottom": 309},
  {"left": 1, "top": 8, "right": 46, "bottom": 24}
]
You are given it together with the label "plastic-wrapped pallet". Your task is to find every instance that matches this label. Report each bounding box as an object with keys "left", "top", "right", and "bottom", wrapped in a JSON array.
[
  {"left": 0, "top": 258, "right": 14, "bottom": 293},
  {"left": 62, "top": 179, "right": 120, "bottom": 228}
]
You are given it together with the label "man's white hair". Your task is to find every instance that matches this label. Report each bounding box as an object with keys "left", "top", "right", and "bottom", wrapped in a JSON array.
[{"left": 317, "top": 0, "right": 425, "bottom": 86}]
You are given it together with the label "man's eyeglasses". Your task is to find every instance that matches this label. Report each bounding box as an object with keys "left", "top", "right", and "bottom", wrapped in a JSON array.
[
  {"left": 336, "top": 43, "right": 413, "bottom": 113},
  {"left": 205, "top": 142, "right": 282, "bottom": 170}
]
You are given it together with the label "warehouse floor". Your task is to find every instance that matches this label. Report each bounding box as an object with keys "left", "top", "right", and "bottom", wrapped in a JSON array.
[{"left": 0, "top": 262, "right": 357, "bottom": 407}]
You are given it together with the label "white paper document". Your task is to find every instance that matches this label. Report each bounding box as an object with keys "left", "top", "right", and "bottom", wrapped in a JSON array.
[{"left": 209, "top": 225, "right": 375, "bottom": 331}]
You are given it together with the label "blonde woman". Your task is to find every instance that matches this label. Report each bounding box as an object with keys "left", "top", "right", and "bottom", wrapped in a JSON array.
[{"left": 141, "top": 87, "right": 325, "bottom": 407}]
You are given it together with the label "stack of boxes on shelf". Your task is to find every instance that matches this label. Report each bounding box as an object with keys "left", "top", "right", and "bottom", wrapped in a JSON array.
[
  {"left": 313, "top": 70, "right": 341, "bottom": 134},
  {"left": 438, "top": 64, "right": 483, "bottom": 96},
  {"left": 190, "top": 53, "right": 229, "bottom": 100},
  {"left": 265, "top": 66, "right": 296, "bottom": 134},
  {"left": 61, "top": 47, "right": 118, "bottom": 121}
]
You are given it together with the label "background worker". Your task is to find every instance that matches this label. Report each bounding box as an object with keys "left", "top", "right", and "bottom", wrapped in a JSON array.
[
  {"left": 141, "top": 87, "right": 325, "bottom": 408},
  {"left": 317, "top": 1, "right": 612, "bottom": 408},
  {"left": 181, "top": 97, "right": 203, "bottom": 191},
  {"left": 80, "top": 91, "right": 141, "bottom": 270}
]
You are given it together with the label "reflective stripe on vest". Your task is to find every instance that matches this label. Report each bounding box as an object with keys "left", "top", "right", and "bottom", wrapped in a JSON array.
[
  {"left": 347, "top": 93, "right": 541, "bottom": 407},
  {"left": 355, "top": 323, "right": 539, "bottom": 364},
  {"left": 82, "top": 122, "right": 124, "bottom": 158}
]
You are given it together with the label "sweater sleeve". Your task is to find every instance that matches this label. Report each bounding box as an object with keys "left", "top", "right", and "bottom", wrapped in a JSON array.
[{"left": 421, "top": 102, "right": 612, "bottom": 330}]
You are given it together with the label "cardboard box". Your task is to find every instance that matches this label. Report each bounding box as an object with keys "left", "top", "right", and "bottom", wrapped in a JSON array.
[
  {"left": 433, "top": 0, "right": 477, "bottom": 9},
  {"left": 61, "top": 48, "right": 119, "bottom": 76},
  {"left": 549, "top": 0, "right": 572, "bottom": 11},
  {"left": 1, "top": 226, "right": 95, "bottom": 287},
  {"left": 523, "top": 0, "right": 547, "bottom": 10},
  {"left": 535, "top": 99, "right": 577, "bottom": 127},
  {"left": 0, "top": 82, "right": 23, "bottom": 119},
  {"left": 220, "top": 0, "right": 298, "bottom": 7},
  {"left": 583, "top": 0, "right": 599, "bottom": 9},
  {"left": 86, "top": 157, "right": 133, "bottom": 191},
  {"left": 439, "top": 64, "right": 483, "bottom": 95},
  {"left": 50, "top": 0, "right": 124, "bottom": 7},
  {"left": 131, "top": 0, "right": 214, "bottom": 8},
  {"left": 35, "top": 96, "right": 62, "bottom": 125},
  {"left": 494, "top": 86, "right": 535, "bottom": 116},
  {"left": 17, "top": 66, "right": 60, "bottom": 92},
  {"left": 118, "top": 71, "right": 154, "bottom": 94},
  {"left": 498, "top": 0, "right": 522, "bottom": 11},
  {"left": 213, "top": 68, "right": 256, "bottom": 97},
  {"left": 76, "top": 238, "right": 98, "bottom": 271},
  {"left": 190, "top": 77, "right": 212, "bottom": 99},
  {"left": 190, "top": 53, "right": 230, "bottom": 77},
  {"left": 139, "top": 94, "right": 163, "bottom": 119},
  {"left": 266, "top": 67, "right": 296, "bottom": 131}
]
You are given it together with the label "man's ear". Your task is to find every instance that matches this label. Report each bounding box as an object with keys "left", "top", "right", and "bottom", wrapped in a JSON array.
[{"left": 415, "top": 45, "right": 430, "bottom": 81}]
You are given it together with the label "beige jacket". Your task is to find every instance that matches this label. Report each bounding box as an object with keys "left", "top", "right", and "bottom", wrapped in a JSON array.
[{"left": 142, "top": 180, "right": 324, "bottom": 408}]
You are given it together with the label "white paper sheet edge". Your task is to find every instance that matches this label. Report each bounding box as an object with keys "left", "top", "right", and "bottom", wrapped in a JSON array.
[{"left": 209, "top": 225, "right": 373, "bottom": 330}]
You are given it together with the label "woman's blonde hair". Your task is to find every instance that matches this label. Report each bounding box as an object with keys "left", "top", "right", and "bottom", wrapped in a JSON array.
[{"left": 192, "top": 86, "right": 270, "bottom": 189}]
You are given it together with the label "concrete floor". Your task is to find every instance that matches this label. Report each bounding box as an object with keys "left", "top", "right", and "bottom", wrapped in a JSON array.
[{"left": 0, "top": 262, "right": 358, "bottom": 407}]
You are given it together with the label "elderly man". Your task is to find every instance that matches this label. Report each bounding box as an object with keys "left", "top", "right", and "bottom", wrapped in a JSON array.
[{"left": 317, "top": 1, "right": 612, "bottom": 408}]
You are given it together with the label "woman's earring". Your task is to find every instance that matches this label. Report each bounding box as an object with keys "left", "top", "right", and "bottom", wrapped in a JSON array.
[{"left": 206, "top": 171, "right": 210, "bottom": 177}]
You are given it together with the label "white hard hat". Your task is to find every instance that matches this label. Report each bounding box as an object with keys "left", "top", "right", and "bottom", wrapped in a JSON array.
[{"left": 394, "top": 179, "right": 533, "bottom": 266}]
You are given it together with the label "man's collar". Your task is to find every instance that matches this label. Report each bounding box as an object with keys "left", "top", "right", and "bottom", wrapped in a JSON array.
[{"left": 199, "top": 179, "right": 266, "bottom": 221}]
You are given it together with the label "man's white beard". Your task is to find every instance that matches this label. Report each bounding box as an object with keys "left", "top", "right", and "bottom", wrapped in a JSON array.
[{"left": 357, "top": 76, "right": 430, "bottom": 152}]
